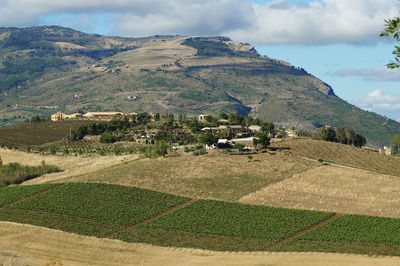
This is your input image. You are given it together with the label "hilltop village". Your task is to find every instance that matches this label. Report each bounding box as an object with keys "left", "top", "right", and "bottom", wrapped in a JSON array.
[{"left": 39, "top": 110, "right": 381, "bottom": 159}]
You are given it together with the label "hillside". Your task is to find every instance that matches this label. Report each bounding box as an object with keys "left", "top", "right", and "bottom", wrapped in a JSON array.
[
  {"left": 1, "top": 183, "right": 400, "bottom": 257},
  {"left": 4, "top": 137, "right": 398, "bottom": 219},
  {"left": 0, "top": 26, "right": 399, "bottom": 146}
]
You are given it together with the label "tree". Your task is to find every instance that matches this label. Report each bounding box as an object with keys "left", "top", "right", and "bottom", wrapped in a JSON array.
[
  {"left": 152, "top": 140, "right": 170, "bottom": 157},
  {"left": 380, "top": 16, "right": 400, "bottom": 68},
  {"left": 392, "top": 134, "right": 400, "bottom": 154},
  {"left": 318, "top": 127, "right": 336, "bottom": 142},
  {"left": 335, "top": 128, "right": 348, "bottom": 144},
  {"left": 198, "top": 133, "right": 218, "bottom": 145},
  {"left": 255, "top": 132, "right": 270, "bottom": 149},
  {"left": 260, "top": 122, "right": 275, "bottom": 135},
  {"left": 354, "top": 133, "right": 366, "bottom": 148},
  {"left": 220, "top": 113, "right": 229, "bottom": 120},
  {"left": 345, "top": 128, "right": 356, "bottom": 145}
]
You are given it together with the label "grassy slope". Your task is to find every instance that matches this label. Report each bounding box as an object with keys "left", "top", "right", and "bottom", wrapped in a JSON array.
[
  {"left": 61, "top": 151, "right": 318, "bottom": 201},
  {"left": 0, "top": 26, "right": 399, "bottom": 146},
  {"left": 0, "top": 120, "right": 98, "bottom": 147},
  {"left": 1, "top": 183, "right": 400, "bottom": 255},
  {"left": 271, "top": 139, "right": 400, "bottom": 176}
]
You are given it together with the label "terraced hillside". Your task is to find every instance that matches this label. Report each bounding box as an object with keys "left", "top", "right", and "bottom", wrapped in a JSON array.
[
  {"left": 1, "top": 183, "right": 400, "bottom": 256},
  {"left": 0, "top": 26, "right": 399, "bottom": 146}
]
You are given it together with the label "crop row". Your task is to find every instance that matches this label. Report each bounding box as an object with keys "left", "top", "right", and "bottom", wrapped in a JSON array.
[
  {"left": 10, "top": 183, "right": 189, "bottom": 226},
  {"left": 0, "top": 208, "right": 119, "bottom": 237},
  {"left": 22, "top": 144, "right": 151, "bottom": 156},
  {"left": 298, "top": 215, "right": 400, "bottom": 244},
  {"left": 0, "top": 184, "right": 56, "bottom": 206},
  {"left": 141, "top": 200, "right": 333, "bottom": 240}
]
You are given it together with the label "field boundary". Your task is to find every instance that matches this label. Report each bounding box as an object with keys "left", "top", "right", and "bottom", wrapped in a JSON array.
[
  {"left": 277, "top": 151, "right": 400, "bottom": 179},
  {"left": 0, "top": 184, "right": 64, "bottom": 211},
  {"left": 264, "top": 213, "right": 342, "bottom": 250},
  {"left": 102, "top": 199, "right": 197, "bottom": 239}
]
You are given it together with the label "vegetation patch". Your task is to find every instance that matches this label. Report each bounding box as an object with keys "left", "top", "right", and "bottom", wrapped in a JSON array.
[
  {"left": 272, "top": 215, "right": 400, "bottom": 256},
  {"left": 0, "top": 162, "right": 60, "bottom": 186},
  {"left": 0, "top": 183, "right": 188, "bottom": 237},
  {"left": 0, "top": 184, "right": 56, "bottom": 206},
  {"left": 0, "top": 120, "right": 98, "bottom": 148},
  {"left": 1, "top": 183, "right": 400, "bottom": 255},
  {"left": 113, "top": 200, "right": 333, "bottom": 251}
]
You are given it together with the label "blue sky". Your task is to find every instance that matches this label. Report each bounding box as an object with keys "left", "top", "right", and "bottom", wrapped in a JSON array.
[{"left": 1, "top": 0, "right": 399, "bottom": 120}]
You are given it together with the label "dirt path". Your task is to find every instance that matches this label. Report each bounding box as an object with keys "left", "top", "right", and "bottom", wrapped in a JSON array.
[
  {"left": 0, "top": 184, "right": 64, "bottom": 211},
  {"left": 103, "top": 199, "right": 196, "bottom": 238},
  {"left": 265, "top": 214, "right": 342, "bottom": 250},
  {"left": 1, "top": 222, "right": 399, "bottom": 266},
  {"left": 0, "top": 148, "right": 139, "bottom": 185}
]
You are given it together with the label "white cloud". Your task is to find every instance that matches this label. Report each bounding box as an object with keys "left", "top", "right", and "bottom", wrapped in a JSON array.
[
  {"left": 227, "top": 0, "right": 400, "bottom": 45},
  {"left": 0, "top": 0, "right": 399, "bottom": 45},
  {"left": 332, "top": 67, "right": 400, "bottom": 81},
  {"left": 360, "top": 89, "right": 400, "bottom": 113}
]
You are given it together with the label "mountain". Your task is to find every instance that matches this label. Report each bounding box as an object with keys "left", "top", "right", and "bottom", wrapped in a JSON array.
[{"left": 0, "top": 26, "right": 398, "bottom": 146}]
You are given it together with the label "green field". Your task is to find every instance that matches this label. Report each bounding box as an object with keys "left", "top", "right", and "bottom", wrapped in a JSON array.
[
  {"left": 0, "top": 184, "right": 57, "bottom": 206},
  {"left": 1, "top": 183, "right": 400, "bottom": 255},
  {"left": 0, "top": 183, "right": 189, "bottom": 237},
  {"left": 271, "top": 215, "right": 400, "bottom": 256},
  {"left": 114, "top": 200, "right": 333, "bottom": 251}
]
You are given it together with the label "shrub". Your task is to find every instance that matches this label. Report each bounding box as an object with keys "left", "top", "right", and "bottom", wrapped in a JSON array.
[{"left": 193, "top": 149, "right": 207, "bottom": 156}]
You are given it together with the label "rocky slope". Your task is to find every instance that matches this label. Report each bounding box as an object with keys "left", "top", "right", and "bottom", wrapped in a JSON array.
[{"left": 0, "top": 26, "right": 398, "bottom": 146}]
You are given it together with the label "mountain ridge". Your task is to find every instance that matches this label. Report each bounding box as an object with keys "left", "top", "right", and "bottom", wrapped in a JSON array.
[{"left": 0, "top": 26, "right": 398, "bottom": 146}]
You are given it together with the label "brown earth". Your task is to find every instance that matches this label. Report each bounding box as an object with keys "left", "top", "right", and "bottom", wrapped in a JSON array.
[
  {"left": 1, "top": 222, "right": 399, "bottom": 266},
  {"left": 240, "top": 165, "right": 400, "bottom": 218}
]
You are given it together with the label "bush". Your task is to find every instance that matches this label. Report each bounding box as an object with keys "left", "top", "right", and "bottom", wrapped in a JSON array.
[
  {"left": 0, "top": 162, "right": 60, "bottom": 186},
  {"left": 193, "top": 149, "right": 207, "bottom": 156},
  {"left": 100, "top": 132, "right": 118, "bottom": 143}
]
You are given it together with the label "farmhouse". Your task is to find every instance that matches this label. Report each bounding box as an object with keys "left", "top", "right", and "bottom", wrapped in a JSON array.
[
  {"left": 201, "top": 125, "right": 243, "bottom": 133},
  {"left": 51, "top": 112, "right": 67, "bottom": 121},
  {"left": 198, "top": 114, "right": 211, "bottom": 121},
  {"left": 285, "top": 129, "right": 297, "bottom": 138},
  {"left": 248, "top": 125, "right": 261, "bottom": 132},
  {"left": 83, "top": 112, "right": 124, "bottom": 119},
  {"left": 380, "top": 146, "right": 392, "bottom": 156}
]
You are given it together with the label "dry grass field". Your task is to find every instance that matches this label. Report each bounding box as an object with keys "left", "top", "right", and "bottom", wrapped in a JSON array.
[
  {"left": 60, "top": 151, "right": 318, "bottom": 201},
  {"left": 1, "top": 222, "right": 400, "bottom": 266},
  {"left": 240, "top": 165, "right": 400, "bottom": 218},
  {"left": 0, "top": 120, "right": 98, "bottom": 148},
  {"left": 0, "top": 148, "right": 138, "bottom": 185},
  {"left": 271, "top": 139, "right": 400, "bottom": 176}
]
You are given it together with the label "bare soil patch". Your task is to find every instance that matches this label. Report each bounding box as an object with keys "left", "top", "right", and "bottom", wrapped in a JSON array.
[
  {"left": 0, "top": 148, "right": 138, "bottom": 185},
  {"left": 1, "top": 222, "right": 399, "bottom": 266},
  {"left": 240, "top": 165, "right": 400, "bottom": 218}
]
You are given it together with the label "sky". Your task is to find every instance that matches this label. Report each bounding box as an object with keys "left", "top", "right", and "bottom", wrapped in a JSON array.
[{"left": 0, "top": 0, "right": 399, "bottom": 121}]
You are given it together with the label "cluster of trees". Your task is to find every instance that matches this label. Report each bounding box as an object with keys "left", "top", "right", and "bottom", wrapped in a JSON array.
[
  {"left": 392, "top": 134, "right": 400, "bottom": 154},
  {"left": 25, "top": 116, "right": 49, "bottom": 124},
  {"left": 318, "top": 127, "right": 366, "bottom": 148},
  {"left": 70, "top": 113, "right": 152, "bottom": 141}
]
